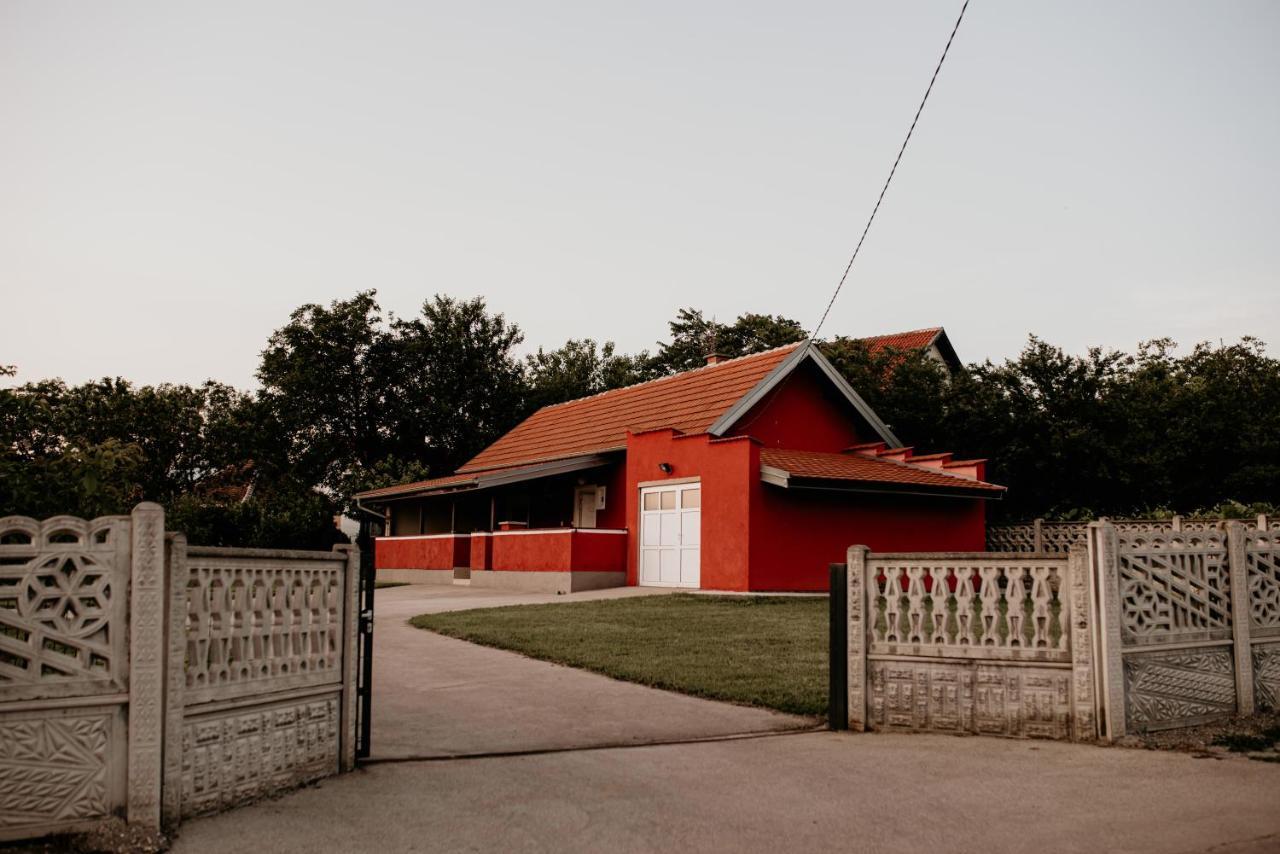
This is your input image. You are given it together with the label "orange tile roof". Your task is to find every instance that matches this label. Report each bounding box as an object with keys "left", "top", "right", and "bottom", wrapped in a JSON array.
[
  {"left": 858, "top": 327, "right": 942, "bottom": 356},
  {"left": 459, "top": 343, "right": 803, "bottom": 473},
  {"left": 357, "top": 471, "right": 477, "bottom": 499},
  {"left": 759, "top": 447, "right": 1004, "bottom": 494}
]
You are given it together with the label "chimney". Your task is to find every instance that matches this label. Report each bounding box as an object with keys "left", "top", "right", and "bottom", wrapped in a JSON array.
[{"left": 705, "top": 353, "right": 722, "bottom": 366}]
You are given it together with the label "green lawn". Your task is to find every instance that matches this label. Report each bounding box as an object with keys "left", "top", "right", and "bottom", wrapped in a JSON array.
[{"left": 410, "top": 594, "right": 828, "bottom": 717}]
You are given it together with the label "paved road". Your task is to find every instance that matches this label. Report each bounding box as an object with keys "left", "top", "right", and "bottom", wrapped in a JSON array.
[
  {"left": 369, "top": 583, "right": 815, "bottom": 759},
  {"left": 171, "top": 583, "right": 1280, "bottom": 854}
]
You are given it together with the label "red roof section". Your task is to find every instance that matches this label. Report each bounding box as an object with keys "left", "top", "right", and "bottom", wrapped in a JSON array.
[
  {"left": 357, "top": 471, "right": 476, "bottom": 499},
  {"left": 858, "top": 327, "right": 942, "bottom": 356},
  {"left": 459, "top": 343, "right": 802, "bottom": 473},
  {"left": 759, "top": 447, "right": 1004, "bottom": 494}
]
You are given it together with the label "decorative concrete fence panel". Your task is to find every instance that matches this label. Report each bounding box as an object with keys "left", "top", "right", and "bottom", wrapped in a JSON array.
[
  {"left": 175, "top": 545, "right": 359, "bottom": 820},
  {"left": 845, "top": 548, "right": 1097, "bottom": 741},
  {"left": 845, "top": 522, "right": 1279, "bottom": 741},
  {"left": 0, "top": 512, "right": 138, "bottom": 841},
  {"left": 1090, "top": 522, "right": 1280, "bottom": 737},
  {"left": 1246, "top": 529, "right": 1280, "bottom": 709},
  {"left": 0, "top": 506, "right": 359, "bottom": 841},
  {"left": 987, "top": 515, "right": 1273, "bottom": 553}
]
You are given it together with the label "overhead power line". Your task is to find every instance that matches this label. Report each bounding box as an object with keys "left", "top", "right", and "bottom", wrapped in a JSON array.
[{"left": 810, "top": 0, "right": 971, "bottom": 340}]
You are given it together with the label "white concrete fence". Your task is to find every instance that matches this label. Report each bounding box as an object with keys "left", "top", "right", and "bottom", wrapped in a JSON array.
[
  {"left": 987, "top": 515, "right": 1277, "bottom": 553},
  {"left": 0, "top": 504, "right": 360, "bottom": 842},
  {"left": 845, "top": 521, "right": 1280, "bottom": 739}
]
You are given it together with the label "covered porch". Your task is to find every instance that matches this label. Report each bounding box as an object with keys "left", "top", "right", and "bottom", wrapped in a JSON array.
[{"left": 366, "top": 453, "right": 629, "bottom": 593}]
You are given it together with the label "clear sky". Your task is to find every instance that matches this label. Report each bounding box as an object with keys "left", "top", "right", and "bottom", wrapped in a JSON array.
[{"left": 2, "top": 1, "right": 1277, "bottom": 389}]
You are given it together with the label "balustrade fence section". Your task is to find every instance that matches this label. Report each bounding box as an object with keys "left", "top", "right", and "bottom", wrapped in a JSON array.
[
  {"left": 845, "top": 522, "right": 1280, "bottom": 740},
  {"left": 0, "top": 505, "right": 359, "bottom": 842},
  {"left": 847, "top": 550, "right": 1095, "bottom": 740}
]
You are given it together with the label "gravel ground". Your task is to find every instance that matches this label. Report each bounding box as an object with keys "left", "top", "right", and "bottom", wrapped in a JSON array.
[
  {"left": 0, "top": 819, "right": 169, "bottom": 854},
  {"left": 1117, "top": 710, "right": 1280, "bottom": 762}
]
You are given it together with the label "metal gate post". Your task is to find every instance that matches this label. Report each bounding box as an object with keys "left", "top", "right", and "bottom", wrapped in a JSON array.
[
  {"left": 829, "top": 562, "right": 848, "bottom": 730},
  {"left": 355, "top": 517, "right": 377, "bottom": 760}
]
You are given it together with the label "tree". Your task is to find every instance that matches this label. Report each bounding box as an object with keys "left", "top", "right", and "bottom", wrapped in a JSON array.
[
  {"left": 386, "top": 295, "right": 527, "bottom": 476},
  {"left": 651, "top": 309, "right": 807, "bottom": 374},
  {"left": 256, "top": 291, "right": 392, "bottom": 502},
  {"left": 819, "top": 337, "right": 950, "bottom": 449},
  {"left": 256, "top": 292, "right": 528, "bottom": 512},
  {"left": 523, "top": 339, "right": 657, "bottom": 412}
]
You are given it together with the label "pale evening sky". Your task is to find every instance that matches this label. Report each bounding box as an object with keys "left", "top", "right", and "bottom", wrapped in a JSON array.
[{"left": 2, "top": 1, "right": 1277, "bottom": 389}]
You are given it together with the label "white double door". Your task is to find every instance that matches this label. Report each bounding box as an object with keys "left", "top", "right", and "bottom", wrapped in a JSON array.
[{"left": 639, "top": 482, "right": 701, "bottom": 588}]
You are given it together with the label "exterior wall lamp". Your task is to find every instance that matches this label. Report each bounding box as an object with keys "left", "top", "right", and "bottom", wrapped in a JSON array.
[{"left": 658, "top": 462, "right": 674, "bottom": 474}]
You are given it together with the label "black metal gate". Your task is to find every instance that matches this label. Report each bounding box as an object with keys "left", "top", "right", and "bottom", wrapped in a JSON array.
[{"left": 355, "top": 517, "right": 378, "bottom": 759}]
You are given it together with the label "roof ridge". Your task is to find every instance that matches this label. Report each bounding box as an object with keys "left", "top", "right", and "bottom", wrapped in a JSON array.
[
  {"left": 857, "top": 327, "right": 942, "bottom": 341},
  {"left": 536, "top": 341, "right": 806, "bottom": 413}
]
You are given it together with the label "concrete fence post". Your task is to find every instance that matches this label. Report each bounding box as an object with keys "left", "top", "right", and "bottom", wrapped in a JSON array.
[
  {"left": 337, "top": 543, "right": 361, "bottom": 771},
  {"left": 1087, "top": 522, "right": 1127, "bottom": 740},
  {"left": 1033, "top": 518, "right": 1044, "bottom": 553},
  {"left": 1171, "top": 514, "right": 1182, "bottom": 533},
  {"left": 160, "top": 533, "right": 188, "bottom": 827},
  {"left": 127, "top": 503, "right": 166, "bottom": 828},
  {"left": 1067, "top": 544, "right": 1099, "bottom": 740},
  {"left": 1259, "top": 513, "right": 1269, "bottom": 532},
  {"left": 846, "top": 545, "right": 869, "bottom": 732},
  {"left": 1226, "top": 522, "right": 1255, "bottom": 716}
]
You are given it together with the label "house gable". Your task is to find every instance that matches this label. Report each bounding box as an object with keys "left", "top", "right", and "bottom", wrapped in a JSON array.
[{"left": 723, "top": 359, "right": 864, "bottom": 452}]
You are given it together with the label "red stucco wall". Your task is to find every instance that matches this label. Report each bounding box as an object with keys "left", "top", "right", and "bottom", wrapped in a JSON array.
[
  {"left": 469, "top": 533, "right": 492, "bottom": 571},
  {"left": 489, "top": 532, "right": 572, "bottom": 572},
  {"left": 375, "top": 534, "right": 470, "bottom": 570},
  {"left": 748, "top": 484, "right": 987, "bottom": 591},
  {"left": 725, "top": 362, "right": 861, "bottom": 452},
  {"left": 569, "top": 531, "right": 628, "bottom": 572},
  {"left": 488, "top": 530, "right": 627, "bottom": 572},
  {"left": 624, "top": 429, "right": 755, "bottom": 591},
  {"left": 593, "top": 464, "right": 628, "bottom": 529}
]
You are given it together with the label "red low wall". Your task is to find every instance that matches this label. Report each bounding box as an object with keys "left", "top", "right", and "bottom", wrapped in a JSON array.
[
  {"left": 376, "top": 535, "right": 471, "bottom": 570},
  {"left": 469, "top": 533, "right": 493, "bottom": 571},
  {"left": 488, "top": 530, "right": 627, "bottom": 573}
]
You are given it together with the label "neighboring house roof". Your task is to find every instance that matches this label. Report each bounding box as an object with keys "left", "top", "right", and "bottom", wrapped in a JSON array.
[
  {"left": 759, "top": 447, "right": 1003, "bottom": 499},
  {"left": 857, "top": 327, "right": 961, "bottom": 372},
  {"left": 457, "top": 340, "right": 898, "bottom": 475}
]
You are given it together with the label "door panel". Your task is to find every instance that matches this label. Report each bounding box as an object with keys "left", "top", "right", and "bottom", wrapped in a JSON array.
[
  {"left": 681, "top": 511, "right": 700, "bottom": 546},
  {"left": 641, "top": 549, "right": 659, "bottom": 583},
  {"left": 659, "top": 514, "right": 680, "bottom": 546},
  {"left": 680, "top": 548, "right": 700, "bottom": 586}
]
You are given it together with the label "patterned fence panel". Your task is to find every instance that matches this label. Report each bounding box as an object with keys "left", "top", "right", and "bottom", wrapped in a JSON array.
[
  {"left": 0, "top": 513, "right": 134, "bottom": 841},
  {"left": 847, "top": 549, "right": 1096, "bottom": 741},
  {"left": 0, "top": 507, "right": 359, "bottom": 841},
  {"left": 1089, "top": 523, "right": 1274, "bottom": 738},
  {"left": 987, "top": 516, "right": 1270, "bottom": 553},
  {"left": 1112, "top": 529, "right": 1236, "bottom": 732},
  {"left": 983, "top": 524, "right": 1039, "bottom": 553},
  {"left": 1246, "top": 529, "right": 1280, "bottom": 709},
  {"left": 176, "top": 545, "right": 359, "bottom": 819}
]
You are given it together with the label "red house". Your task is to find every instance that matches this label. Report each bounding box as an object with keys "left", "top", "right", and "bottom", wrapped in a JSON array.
[{"left": 357, "top": 339, "right": 1003, "bottom": 593}]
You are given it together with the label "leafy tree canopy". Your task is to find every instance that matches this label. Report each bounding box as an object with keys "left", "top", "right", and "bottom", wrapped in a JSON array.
[{"left": 4, "top": 296, "right": 1276, "bottom": 542}]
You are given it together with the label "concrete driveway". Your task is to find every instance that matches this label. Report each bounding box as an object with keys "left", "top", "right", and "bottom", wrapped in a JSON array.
[
  {"left": 369, "top": 583, "right": 815, "bottom": 759},
  {"left": 170, "top": 583, "right": 1280, "bottom": 854}
]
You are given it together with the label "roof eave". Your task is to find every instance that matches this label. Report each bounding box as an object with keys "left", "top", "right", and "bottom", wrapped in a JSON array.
[
  {"left": 358, "top": 453, "right": 615, "bottom": 504},
  {"left": 761, "top": 470, "right": 1004, "bottom": 501}
]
